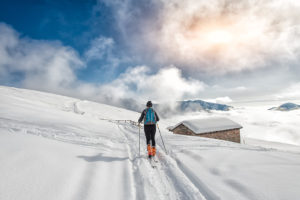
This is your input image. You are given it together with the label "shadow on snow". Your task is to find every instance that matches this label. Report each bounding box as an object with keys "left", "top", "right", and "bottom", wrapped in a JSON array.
[{"left": 77, "top": 153, "right": 129, "bottom": 162}]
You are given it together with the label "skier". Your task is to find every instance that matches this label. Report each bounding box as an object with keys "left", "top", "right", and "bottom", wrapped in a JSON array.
[{"left": 138, "top": 101, "right": 160, "bottom": 158}]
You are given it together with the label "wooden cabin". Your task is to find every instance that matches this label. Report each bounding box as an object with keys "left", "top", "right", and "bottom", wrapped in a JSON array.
[{"left": 169, "top": 117, "right": 242, "bottom": 143}]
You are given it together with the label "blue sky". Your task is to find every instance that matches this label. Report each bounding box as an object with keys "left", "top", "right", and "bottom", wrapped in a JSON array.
[
  {"left": 0, "top": 0, "right": 126, "bottom": 83},
  {"left": 0, "top": 0, "right": 110, "bottom": 51},
  {"left": 1, "top": 0, "right": 300, "bottom": 107}
]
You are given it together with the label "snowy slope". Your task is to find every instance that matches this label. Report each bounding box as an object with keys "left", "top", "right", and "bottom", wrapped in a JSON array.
[{"left": 1, "top": 86, "right": 300, "bottom": 200}]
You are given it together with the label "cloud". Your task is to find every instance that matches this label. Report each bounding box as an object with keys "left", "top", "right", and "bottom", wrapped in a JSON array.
[
  {"left": 101, "top": 0, "right": 300, "bottom": 74},
  {"left": 0, "top": 22, "right": 205, "bottom": 110},
  {"left": 97, "top": 65, "right": 206, "bottom": 103},
  {"left": 85, "top": 36, "right": 114, "bottom": 61},
  {"left": 274, "top": 82, "right": 300, "bottom": 100},
  {"left": 205, "top": 96, "right": 233, "bottom": 104},
  {"left": 233, "top": 86, "right": 247, "bottom": 92},
  {"left": 1, "top": 17, "right": 299, "bottom": 113},
  {"left": 0, "top": 23, "right": 83, "bottom": 94}
]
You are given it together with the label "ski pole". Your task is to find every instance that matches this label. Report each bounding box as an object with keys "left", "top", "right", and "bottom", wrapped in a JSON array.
[
  {"left": 157, "top": 123, "right": 168, "bottom": 154},
  {"left": 138, "top": 123, "right": 141, "bottom": 157}
]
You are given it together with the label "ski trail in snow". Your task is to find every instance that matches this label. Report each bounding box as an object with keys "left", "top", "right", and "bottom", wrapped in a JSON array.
[
  {"left": 117, "top": 123, "right": 145, "bottom": 200},
  {"left": 118, "top": 123, "right": 179, "bottom": 200},
  {"left": 68, "top": 128, "right": 135, "bottom": 200},
  {"left": 0, "top": 116, "right": 130, "bottom": 149},
  {"left": 116, "top": 124, "right": 138, "bottom": 200},
  {"left": 2, "top": 114, "right": 210, "bottom": 200},
  {"left": 69, "top": 159, "right": 98, "bottom": 200},
  {"left": 155, "top": 152, "right": 211, "bottom": 200},
  {"left": 170, "top": 154, "right": 221, "bottom": 200},
  {"left": 117, "top": 122, "right": 207, "bottom": 200}
]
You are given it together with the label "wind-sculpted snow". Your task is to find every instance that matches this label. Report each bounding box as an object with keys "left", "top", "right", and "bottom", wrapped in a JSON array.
[{"left": 1, "top": 86, "right": 300, "bottom": 200}]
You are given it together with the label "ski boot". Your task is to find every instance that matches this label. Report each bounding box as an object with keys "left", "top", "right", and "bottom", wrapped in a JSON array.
[
  {"left": 147, "top": 144, "right": 152, "bottom": 158},
  {"left": 152, "top": 146, "right": 156, "bottom": 157}
]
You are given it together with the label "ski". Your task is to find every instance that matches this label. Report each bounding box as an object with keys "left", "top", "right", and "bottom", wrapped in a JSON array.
[
  {"left": 149, "top": 157, "right": 156, "bottom": 168},
  {"left": 152, "top": 156, "right": 159, "bottom": 163}
]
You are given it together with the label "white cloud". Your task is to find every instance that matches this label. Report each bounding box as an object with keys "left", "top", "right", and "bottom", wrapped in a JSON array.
[
  {"left": 85, "top": 36, "right": 114, "bottom": 61},
  {"left": 3, "top": 20, "right": 299, "bottom": 111},
  {"left": 0, "top": 23, "right": 83, "bottom": 93},
  {"left": 0, "top": 23, "right": 206, "bottom": 108},
  {"left": 102, "top": 0, "right": 300, "bottom": 74},
  {"left": 274, "top": 82, "right": 300, "bottom": 100},
  {"left": 98, "top": 65, "right": 205, "bottom": 103},
  {"left": 233, "top": 86, "right": 247, "bottom": 91},
  {"left": 206, "top": 96, "right": 233, "bottom": 104}
]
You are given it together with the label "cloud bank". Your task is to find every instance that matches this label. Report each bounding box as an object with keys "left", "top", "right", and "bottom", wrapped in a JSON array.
[
  {"left": 0, "top": 23, "right": 83, "bottom": 94},
  {"left": 274, "top": 82, "right": 300, "bottom": 100},
  {"left": 98, "top": 66, "right": 205, "bottom": 105},
  {"left": 102, "top": 0, "right": 300, "bottom": 74},
  {"left": 0, "top": 23, "right": 205, "bottom": 110}
]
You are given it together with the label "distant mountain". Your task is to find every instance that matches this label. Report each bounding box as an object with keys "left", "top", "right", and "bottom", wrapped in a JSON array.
[
  {"left": 179, "top": 100, "right": 232, "bottom": 112},
  {"left": 269, "top": 102, "right": 300, "bottom": 111},
  {"left": 153, "top": 99, "right": 232, "bottom": 117},
  {"left": 97, "top": 98, "right": 232, "bottom": 117}
]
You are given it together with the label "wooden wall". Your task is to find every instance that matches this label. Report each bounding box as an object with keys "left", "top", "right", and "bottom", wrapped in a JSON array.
[{"left": 172, "top": 124, "right": 240, "bottom": 143}]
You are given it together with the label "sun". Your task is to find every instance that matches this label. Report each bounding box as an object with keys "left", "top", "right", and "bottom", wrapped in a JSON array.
[
  {"left": 205, "top": 30, "right": 233, "bottom": 45},
  {"left": 177, "top": 23, "right": 235, "bottom": 52}
]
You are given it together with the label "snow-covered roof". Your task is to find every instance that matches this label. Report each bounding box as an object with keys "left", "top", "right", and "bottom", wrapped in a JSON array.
[{"left": 170, "top": 117, "right": 242, "bottom": 134}]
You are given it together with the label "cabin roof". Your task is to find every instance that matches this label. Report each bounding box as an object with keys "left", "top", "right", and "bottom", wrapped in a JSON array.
[{"left": 170, "top": 117, "right": 242, "bottom": 134}]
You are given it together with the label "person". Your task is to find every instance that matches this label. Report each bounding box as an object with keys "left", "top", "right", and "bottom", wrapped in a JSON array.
[{"left": 138, "top": 101, "right": 160, "bottom": 158}]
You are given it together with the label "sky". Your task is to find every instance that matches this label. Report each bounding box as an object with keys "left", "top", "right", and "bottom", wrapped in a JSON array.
[{"left": 1, "top": 0, "right": 300, "bottom": 108}]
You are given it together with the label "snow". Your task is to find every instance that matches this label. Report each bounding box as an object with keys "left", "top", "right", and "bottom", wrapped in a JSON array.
[
  {"left": 171, "top": 117, "right": 242, "bottom": 134},
  {"left": 1, "top": 85, "right": 300, "bottom": 200}
]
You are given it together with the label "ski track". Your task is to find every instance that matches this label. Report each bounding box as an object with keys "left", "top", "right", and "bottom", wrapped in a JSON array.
[
  {"left": 117, "top": 122, "right": 207, "bottom": 200},
  {"left": 1, "top": 115, "right": 210, "bottom": 200},
  {"left": 118, "top": 123, "right": 177, "bottom": 200}
]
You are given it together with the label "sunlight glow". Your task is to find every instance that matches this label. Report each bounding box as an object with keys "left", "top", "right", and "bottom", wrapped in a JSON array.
[{"left": 205, "top": 30, "right": 233, "bottom": 45}]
